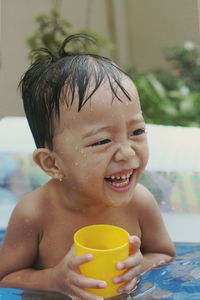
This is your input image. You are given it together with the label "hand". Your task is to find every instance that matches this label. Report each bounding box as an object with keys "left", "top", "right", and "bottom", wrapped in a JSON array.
[
  {"left": 113, "top": 235, "right": 143, "bottom": 294},
  {"left": 49, "top": 245, "right": 107, "bottom": 300}
]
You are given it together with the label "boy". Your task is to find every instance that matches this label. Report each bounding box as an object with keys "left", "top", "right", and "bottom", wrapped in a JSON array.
[{"left": 0, "top": 35, "right": 176, "bottom": 300}]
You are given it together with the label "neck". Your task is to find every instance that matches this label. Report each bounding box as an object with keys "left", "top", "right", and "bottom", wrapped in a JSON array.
[{"left": 56, "top": 179, "right": 110, "bottom": 216}]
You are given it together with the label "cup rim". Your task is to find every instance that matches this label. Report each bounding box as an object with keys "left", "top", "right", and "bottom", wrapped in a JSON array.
[{"left": 74, "top": 224, "right": 129, "bottom": 252}]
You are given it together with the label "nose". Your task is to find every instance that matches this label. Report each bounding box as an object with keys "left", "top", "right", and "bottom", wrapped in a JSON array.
[{"left": 114, "top": 142, "right": 136, "bottom": 162}]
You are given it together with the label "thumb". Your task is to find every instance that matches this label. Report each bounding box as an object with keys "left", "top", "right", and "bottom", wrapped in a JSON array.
[
  {"left": 128, "top": 235, "right": 141, "bottom": 254},
  {"left": 68, "top": 244, "right": 75, "bottom": 256},
  {"left": 65, "top": 244, "right": 93, "bottom": 269}
]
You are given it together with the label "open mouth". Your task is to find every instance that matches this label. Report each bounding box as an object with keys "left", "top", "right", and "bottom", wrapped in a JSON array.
[{"left": 104, "top": 170, "right": 134, "bottom": 188}]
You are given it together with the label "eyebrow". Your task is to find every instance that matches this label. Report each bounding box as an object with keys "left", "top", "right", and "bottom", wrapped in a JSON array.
[
  {"left": 83, "top": 113, "right": 144, "bottom": 138},
  {"left": 130, "top": 113, "right": 144, "bottom": 122},
  {"left": 82, "top": 125, "right": 112, "bottom": 138}
]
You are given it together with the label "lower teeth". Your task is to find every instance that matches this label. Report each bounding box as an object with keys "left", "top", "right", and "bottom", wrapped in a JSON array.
[{"left": 108, "top": 178, "right": 129, "bottom": 187}]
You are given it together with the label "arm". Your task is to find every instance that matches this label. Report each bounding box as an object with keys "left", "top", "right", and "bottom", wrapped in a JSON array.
[
  {"left": 0, "top": 198, "right": 49, "bottom": 289},
  {"left": 0, "top": 199, "right": 106, "bottom": 300},
  {"left": 139, "top": 184, "right": 176, "bottom": 266},
  {"left": 113, "top": 184, "right": 176, "bottom": 293}
]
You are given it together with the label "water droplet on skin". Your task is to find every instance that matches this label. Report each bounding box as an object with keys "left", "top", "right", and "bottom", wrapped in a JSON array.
[
  {"left": 84, "top": 176, "right": 89, "bottom": 183},
  {"left": 26, "top": 229, "right": 33, "bottom": 237},
  {"left": 74, "top": 162, "right": 78, "bottom": 167}
]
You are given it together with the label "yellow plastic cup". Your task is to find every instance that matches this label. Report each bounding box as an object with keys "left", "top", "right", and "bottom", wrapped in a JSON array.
[{"left": 74, "top": 224, "right": 129, "bottom": 298}]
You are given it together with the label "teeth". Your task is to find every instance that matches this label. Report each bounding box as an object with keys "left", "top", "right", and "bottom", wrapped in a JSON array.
[
  {"left": 105, "top": 171, "right": 133, "bottom": 180},
  {"left": 108, "top": 179, "right": 129, "bottom": 187}
]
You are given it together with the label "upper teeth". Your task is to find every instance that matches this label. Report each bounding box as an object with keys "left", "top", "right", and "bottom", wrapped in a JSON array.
[{"left": 105, "top": 171, "right": 133, "bottom": 180}]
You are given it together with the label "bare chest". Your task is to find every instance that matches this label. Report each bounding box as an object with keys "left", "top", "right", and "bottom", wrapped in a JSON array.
[{"left": 35, "top": 207, "right": 141, "bottom": 269}]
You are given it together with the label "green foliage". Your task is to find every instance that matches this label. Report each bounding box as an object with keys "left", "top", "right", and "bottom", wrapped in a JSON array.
[
  {"left": 128, "top": 42, "right": 200, "bottom": 127},
  {"left": 27, "top": 10, "right": 71, "bottom": 58},
  {"left": 167, "top": 41, "right": 200, "bottom": 92},
  {"left": 27, "top": 9, "right": 199, "bottom": 127},
  {"left": 26, "top": 9, "right": 113, "bottom": 60}
]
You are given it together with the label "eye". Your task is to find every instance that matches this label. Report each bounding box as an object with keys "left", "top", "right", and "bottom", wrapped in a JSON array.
[
  {"left": 90, "top": 139, "right": 111, "bottom": 147},
  {"left": 132, "top": 128, "right": 146, "bottom": 136}
]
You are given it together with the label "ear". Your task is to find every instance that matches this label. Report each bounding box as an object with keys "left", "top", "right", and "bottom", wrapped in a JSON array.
[{"left": 33, "top": 148, "right": 64, "bottom": 180}]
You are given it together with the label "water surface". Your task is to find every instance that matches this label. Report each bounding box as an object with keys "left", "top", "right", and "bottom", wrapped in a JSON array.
[{"left": 0, "top": 230, "right": 200, "bottom": 299}]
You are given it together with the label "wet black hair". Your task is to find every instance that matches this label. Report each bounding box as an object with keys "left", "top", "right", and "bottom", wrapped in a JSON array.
[{"left": 19, "top": 34, "right": 131, "bottom": 150}]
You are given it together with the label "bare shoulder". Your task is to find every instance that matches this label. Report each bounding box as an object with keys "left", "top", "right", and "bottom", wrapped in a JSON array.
[
  {"left": 131, "top": 184, "right": 176, "bottom": 256},
  {"left": 131, "top": 183, "right": 159, "bottom": 212},
  {"left": 11, "top": 186, "right": 46, "bottom": 222},
  {"left": 0, "top": 182, "right": 57, "bottom": 279},
  {"left": 132, "top": 183, "right": 164, "bottom": 226},
  {"left": 6, "top": 181, "right": 52, "bottom": 237}
]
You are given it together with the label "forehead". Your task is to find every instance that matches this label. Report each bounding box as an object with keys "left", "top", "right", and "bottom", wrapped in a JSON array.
[{"left": 56, "top": 77, "right": 141, "bottom": 132}]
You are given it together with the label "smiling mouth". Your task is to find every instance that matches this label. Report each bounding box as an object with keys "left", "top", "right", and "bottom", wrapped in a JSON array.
[{"left": 104, "top": 170, "right": 134, "bottom": 187}]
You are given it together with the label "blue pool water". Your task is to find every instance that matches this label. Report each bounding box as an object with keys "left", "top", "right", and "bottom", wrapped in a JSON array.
[{"left": 0, "top": 230, "right": 200, "bottom": 299}]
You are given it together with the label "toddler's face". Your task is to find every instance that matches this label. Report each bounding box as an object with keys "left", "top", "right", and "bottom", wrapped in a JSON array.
[{"left": 52, "top": 76, "right": 149, "bottom": 209}]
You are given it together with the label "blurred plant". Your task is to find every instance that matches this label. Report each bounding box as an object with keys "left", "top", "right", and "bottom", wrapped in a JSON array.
[
  {"left": 27, "top": 6, "right": 199, "bottom": 127},
  {"left": 26, "top": 7, "right": 113, "bottom": 60},
  {"left": 167, "top": 41, "right": 200, "bottom": 92},
  {"left": 128, "top": 41, "right": 200, "bottom": 127}
]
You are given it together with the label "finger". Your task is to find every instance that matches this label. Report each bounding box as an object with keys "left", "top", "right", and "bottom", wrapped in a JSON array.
[
  {"left": 118, "top": 277, "right": 139, "bottom": 293},
  {"left": 117, "top": 251, "right": 142, "bottom": 270},
  {"left": 72, "top": 272, "right": 107, "bottom": 290},
  {"left": 113, "top": 264, "right": 142, "bottom": 284},
  {"left": 68, "top": 253, "right": 93, "bottom": 269},
  {"left": 71, "top": 285, "right": 104, "bottom": 300},
  {"left": 68, "top": 244, "right": 75, "bottom": 255},
  {"left": 129, "top": 235, "right": 141, "bottom": 253},
  {"left": 65, "top": 244, "right": 93, "bottom": 266}
]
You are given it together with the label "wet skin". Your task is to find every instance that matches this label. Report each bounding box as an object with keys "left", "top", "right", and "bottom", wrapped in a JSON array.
[
  {"left": 0, "top": 76, "right": 176, "bottom": 299},
  {"left": 34, "top": 76, "right": 149, "bottom": 268}
]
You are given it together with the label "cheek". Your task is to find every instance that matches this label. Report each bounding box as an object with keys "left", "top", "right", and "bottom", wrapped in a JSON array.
[
  {"left": 144, "top": 146, "right": 149, "bottom": 164},
  {"left": 139, "top": 141, "right": 149, "bottom": 166},
  {"left": 64, "top": 151, "right": 95, "bottom": 178},
  {"left": 78, "top": 151, "right": 108, "bottom": 179}
]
